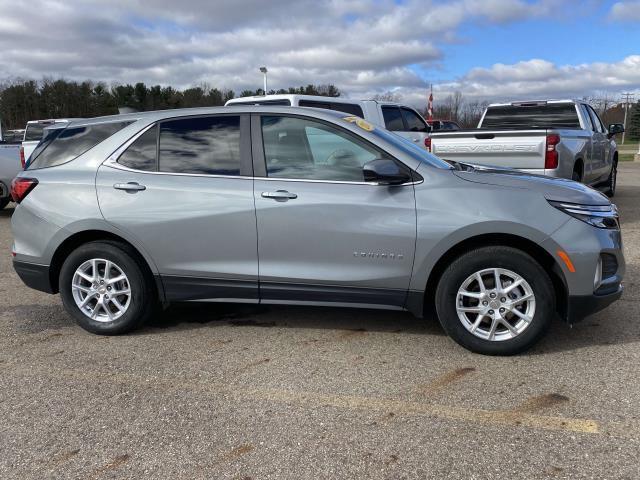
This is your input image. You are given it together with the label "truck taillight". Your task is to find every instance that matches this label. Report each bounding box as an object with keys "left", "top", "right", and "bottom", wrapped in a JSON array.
[
  {"left": 10, "top": 177, "right": 38, "bottom": 203},
  {"left": 19, "top": 146, "right": 25, "bottom": 169},
  {"left": 545, "top": 134, "right": 560, "bottom": 169},
  {"left": 425, "top": 137, "right": 432, "bottom": 152}
]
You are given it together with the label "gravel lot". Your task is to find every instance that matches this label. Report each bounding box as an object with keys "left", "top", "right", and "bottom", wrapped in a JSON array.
[{"left": 1, "top": 164, "right": 639, "bottom": 479}]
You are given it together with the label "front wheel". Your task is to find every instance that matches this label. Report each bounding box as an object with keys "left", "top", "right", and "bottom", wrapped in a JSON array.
[
  {"left": 59, "top": 241, "right": 156, "bottom": 334},
  {"left": 435, "top": 246, "right": 555, "bottom": 355}
]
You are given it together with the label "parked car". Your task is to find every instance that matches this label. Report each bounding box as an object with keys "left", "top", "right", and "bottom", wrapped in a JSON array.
[
  {"left": 226, "top": 94, "right": 432, "bottom": 149},
  {"left": 428, "top": 119, "right": 460, "bottom": 131},
  {"left": 22, "top": 119, "right": 78, "bottom": 168},
  {"left": 428, "top": 100, "right": 625, "bottom": 196},
  {"left": 0, "top": 123, "right": 22, "bottom": 210},
  {"left": 11, "top": 107, "right": 624, "bottom": 355}
]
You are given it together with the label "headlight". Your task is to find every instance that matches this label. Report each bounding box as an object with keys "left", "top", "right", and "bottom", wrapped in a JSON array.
[{"left": 548, "top": 201, "right": 620, "bottom": 229}]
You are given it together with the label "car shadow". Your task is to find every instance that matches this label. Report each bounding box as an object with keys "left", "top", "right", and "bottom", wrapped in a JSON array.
[
  {"left": 146, "top": 302, "right": 446, "bottom": 336},
  {"left": 0, "top": 204, "right": 14, "bottom": 217}
]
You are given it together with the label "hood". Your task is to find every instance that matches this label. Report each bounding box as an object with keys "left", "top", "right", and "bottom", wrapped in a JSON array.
[{"left": 451, "top": 164, "right": 610, "bottom": 206}]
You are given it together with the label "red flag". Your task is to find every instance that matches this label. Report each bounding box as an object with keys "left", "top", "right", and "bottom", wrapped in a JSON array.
[{"left": 427, "top": 86, "right": 433, "bottom": 122}]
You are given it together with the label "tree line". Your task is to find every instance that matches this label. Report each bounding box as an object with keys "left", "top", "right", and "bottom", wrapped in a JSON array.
[{"left": 0, "top": 78, "right": 341, "bottom": 130}]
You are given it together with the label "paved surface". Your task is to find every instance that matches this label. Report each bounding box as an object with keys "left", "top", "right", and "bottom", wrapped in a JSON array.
[{"left": 1, "top": 165, "right": 640, "bottom": 480}]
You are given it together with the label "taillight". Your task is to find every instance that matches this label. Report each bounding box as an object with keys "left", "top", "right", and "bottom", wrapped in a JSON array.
[
  {"left": 545, "top": 134, "right": 560, "bottom": 169},
  {"left": 10, "top": 177, "right": 38, "bottom": 203},
  {"left": 424, "top": 137, "right": 432, "bottom": 152},
  {"left": 19, "top": 146, "right": 25, "bottom": 169}
]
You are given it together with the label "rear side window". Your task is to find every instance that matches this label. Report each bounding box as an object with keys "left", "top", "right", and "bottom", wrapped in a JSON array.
[
  {"left": 401, "top": 108, "right": 429, "bottom": 132},
  {"left": 382, "top": 106, "right": 404, "bottom": 131},
  {"left": 159, "top": 115, "right": 241, "bottom": 175},
  {"left": 118, "top": 126, "right": 157, "bottom": 171},
  {"left": 481, "top": 104, "right": 580, "bottom": 129},
  {"left": 298, "top": 100, "right": 364, "bottom": 117},
  {"left": 28, "top": 121, "right": 132, "bottom": 170}
]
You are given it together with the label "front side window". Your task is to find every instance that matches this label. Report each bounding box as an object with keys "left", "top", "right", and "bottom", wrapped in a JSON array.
[
  {"left": 118, "top": 126, "right": 157, "bottom": 171},
  {"left": 401, "top": 108, "right": 429, "bottom": 132},
  {"left": 382, "top": 106, "right": 404, "bottom": 131},
  {"left": 261, "top": 116, "right": 386, "bottom": 181},
  {"left": 159, "top": 115, "right": 241, "bottom": 175}
]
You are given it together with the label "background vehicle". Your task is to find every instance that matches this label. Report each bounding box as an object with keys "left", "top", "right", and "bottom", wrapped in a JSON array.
[
  {"left": 226, "top": 94, "right": 432, "bottom": 148},
  {"left": 0, "top": 121, "right": 22, "bottom": 210},
  {"left": 428, "top": 100, "right": 625, "bottom": 196},
  {"left": 22, "top": 119, "right": 77, "bottom": 168},
  {"left": 428, "top": 119, "right": 460, "bottom": 131},
  {"left": 11, "top": 107, "right": 624, "bottom": 355}
]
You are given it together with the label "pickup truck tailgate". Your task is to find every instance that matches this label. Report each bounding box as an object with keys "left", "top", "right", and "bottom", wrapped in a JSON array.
[{"left": 431, "top": 130, "right": 547, "bottom": 169}]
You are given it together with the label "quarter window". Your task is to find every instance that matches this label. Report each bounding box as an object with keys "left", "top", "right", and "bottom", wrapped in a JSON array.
[
  {"left": 118, "top": 126, "right": 157, "bottom": 171},
  {"left": 261, "top": 116, "right": 387, "bottom": 182},
  {"left": 159, "top": 116, "right": 241, "bottom": 175},
  {"left": 381, "top": 106, "right": 404, "bottom": 131}
]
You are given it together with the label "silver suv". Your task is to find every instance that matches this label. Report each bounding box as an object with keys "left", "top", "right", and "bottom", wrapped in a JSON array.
[{"left": 11, "top": 107, "right": 625, "bottom": 355}]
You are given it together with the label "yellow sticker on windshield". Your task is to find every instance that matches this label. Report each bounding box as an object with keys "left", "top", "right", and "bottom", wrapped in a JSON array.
[{"left": 343, "top": 116, "right": 374, "bottom": 131}]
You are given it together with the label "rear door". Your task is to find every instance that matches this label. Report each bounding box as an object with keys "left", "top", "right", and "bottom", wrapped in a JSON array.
[
  {"left": 96, "top": 114, "right": 259, "bottom": 302},
  {"left": 381, "top": 105, "right": 430, "bottom": 149},
  {"left": 252, "top": 114, "right": 417, "bottom": 308}
]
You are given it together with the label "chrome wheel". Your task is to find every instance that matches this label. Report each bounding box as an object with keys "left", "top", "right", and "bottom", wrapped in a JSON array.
[
  {"left": 71, "top": 259, "right": 131, "bottom": 322},
  {"left": 456, "top": 268, "right": 536, "bottom": 342}
]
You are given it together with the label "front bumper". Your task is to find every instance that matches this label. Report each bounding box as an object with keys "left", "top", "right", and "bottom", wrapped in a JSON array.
[
  {"left": 567, "top": 285, "right": 623, "bottom": 323},
  {"left": 13, "top": 260, "right": 54, "bottom": 294}
]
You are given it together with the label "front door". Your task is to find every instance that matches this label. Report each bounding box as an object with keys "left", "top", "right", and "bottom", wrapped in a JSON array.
[
  {"left": 381, "top": 105, "right": 430, "bottom": 149},
  {"left": 251, "top": 114, "right": 417, "bottom": 309},
  {"left": 96, "top": 114, "right": 259, "bottom": 302}
]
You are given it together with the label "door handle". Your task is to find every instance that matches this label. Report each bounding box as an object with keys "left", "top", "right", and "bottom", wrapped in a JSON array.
[
  {"left": 114, "top": 182, "right": 146, "bottom": 192},
  {"left": 261, "top": 190, "right": 297, "bottom": 200}
]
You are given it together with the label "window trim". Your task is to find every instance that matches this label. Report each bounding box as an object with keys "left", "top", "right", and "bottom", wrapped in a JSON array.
[
  {"left": 250, "top": 112, "right": 417, "bottom": 185},
  {"left": 106, "top": 113, "right": 253, "bottom": 178}
]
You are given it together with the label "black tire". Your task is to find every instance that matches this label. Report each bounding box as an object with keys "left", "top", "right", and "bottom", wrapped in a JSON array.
[
  {"left": 604, "top": 160, "right": 617, "bottom": 198},
  {"left": 59, "top": 241, "right": 156, "bottom": 334},
  {"left": 0, "top": 198, "right": 9, "bottom": 210},
  {"left": 435, "top": 246, "right": 555, "bottom": 356}
]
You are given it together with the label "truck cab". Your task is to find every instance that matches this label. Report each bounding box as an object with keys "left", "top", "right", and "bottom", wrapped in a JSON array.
[{"left": 226, "top": 94, "right": 431, "bottom": 149}]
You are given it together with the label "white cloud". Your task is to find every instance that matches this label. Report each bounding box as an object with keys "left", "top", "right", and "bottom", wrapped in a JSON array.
[
  {"left": 0, "top": 0, "right": 636, "bottom": 109},
  {"left": 609, "top": 1, "right": 640, "bottom": 21}
]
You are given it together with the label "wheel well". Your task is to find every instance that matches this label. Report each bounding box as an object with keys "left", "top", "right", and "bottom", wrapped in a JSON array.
[
  {"left": 424, "top": 233, "right": 568, "bottom": 319},
  {"left": 49, "top": 230, "right": 157, "bottom": 296},
  {"left": 573, "top": 158, "right": 584, "bottom": 176}
]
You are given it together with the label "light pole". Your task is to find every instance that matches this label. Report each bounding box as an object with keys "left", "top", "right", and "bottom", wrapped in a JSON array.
[
  {"left": 621, "top": 92, "right": 633, "bottom": 145},
  {"left": 259, "top": 67, "right": 268, "bottom": 95}
]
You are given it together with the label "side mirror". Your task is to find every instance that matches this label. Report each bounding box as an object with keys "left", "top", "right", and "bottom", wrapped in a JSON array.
[
  {"left": 608, "top": 124, "right": 625, "bottom": 138},
  {"left": 363, "top": 158, "right": 412, "bottom": 185}
]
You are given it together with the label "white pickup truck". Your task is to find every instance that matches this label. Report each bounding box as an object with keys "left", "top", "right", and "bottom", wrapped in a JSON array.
[
  {"left": 0, "top": 125, "right": 21, "bottom": 209},
  {"left": 428, "top": 100, "right": 625, "bottom": 196},
  {"left": 226, "top": 94, "right": 432, "bottom": 149}
]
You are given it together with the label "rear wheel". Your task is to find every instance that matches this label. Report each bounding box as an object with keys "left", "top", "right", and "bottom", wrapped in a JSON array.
[
  {"left": 59, "top": 241, "right": 156, "bottom": 334},
  {"left": 604, "top": 160, "right": 617, "bottom": 198},
  {"left": 435, "top": 246, "right": 554, "bottom": 355},
  {"left": 0, "top": 198, "right": 9, "bottom": 210}
]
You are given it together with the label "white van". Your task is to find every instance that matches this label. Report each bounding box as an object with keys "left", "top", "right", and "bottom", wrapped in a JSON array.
[{"left": 226, "top": 94, "right": 431, "bottom": 149}]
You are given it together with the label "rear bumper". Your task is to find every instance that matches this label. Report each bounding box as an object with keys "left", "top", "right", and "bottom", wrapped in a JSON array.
[
  {"left": 13, "top": 260, "right": 54, "bottom": 294},
  {"left": 566, "top": 285, "right": 623, "bottom": 323}
]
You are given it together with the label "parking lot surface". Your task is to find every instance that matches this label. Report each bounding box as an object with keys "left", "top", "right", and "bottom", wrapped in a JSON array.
[{"left": 1, "top": 164, "right": 639, "bottom": 479}]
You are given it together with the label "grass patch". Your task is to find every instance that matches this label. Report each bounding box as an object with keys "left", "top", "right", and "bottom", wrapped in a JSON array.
[{"left": 619, "top": 153, "right": 636, "bottom": 162}]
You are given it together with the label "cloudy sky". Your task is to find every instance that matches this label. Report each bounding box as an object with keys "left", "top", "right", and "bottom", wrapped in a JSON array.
[{"left": 0, "top": 0, "right": 639, "bottom": 106}]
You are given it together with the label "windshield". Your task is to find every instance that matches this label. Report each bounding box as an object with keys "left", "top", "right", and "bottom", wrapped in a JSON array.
[{"left": 370, "top": 128, "right": 453, "bottom": 170}]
